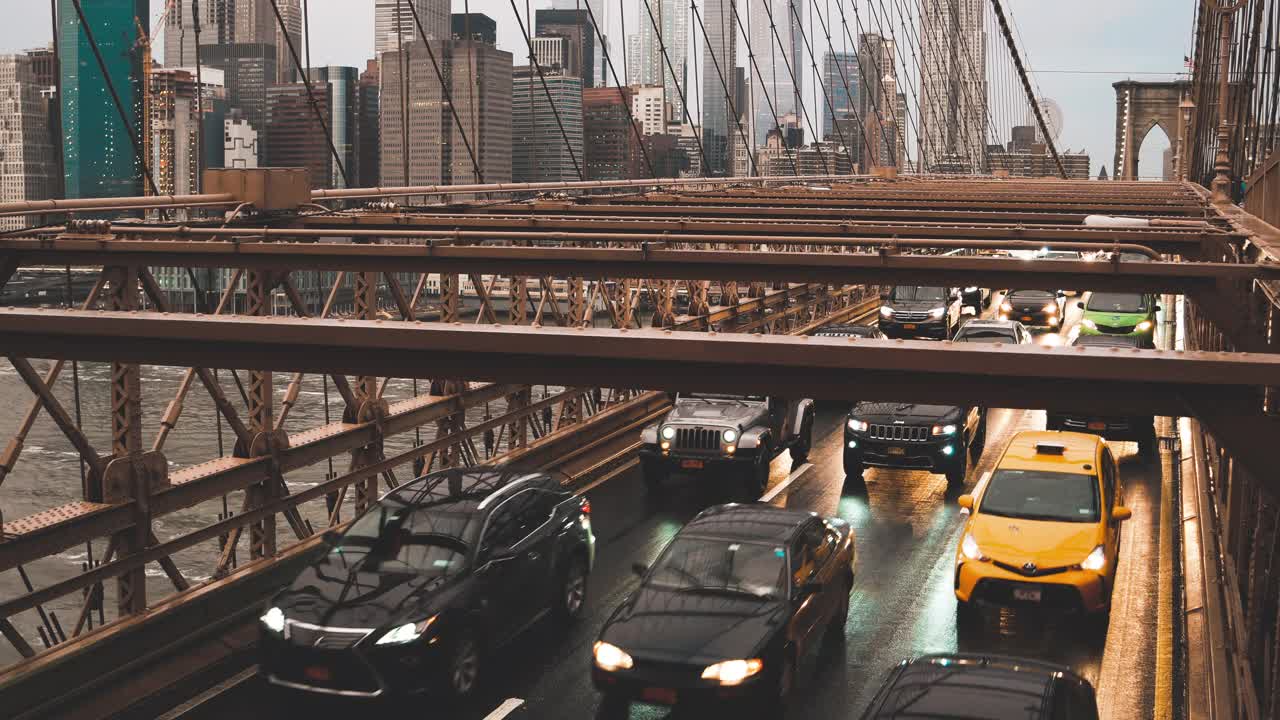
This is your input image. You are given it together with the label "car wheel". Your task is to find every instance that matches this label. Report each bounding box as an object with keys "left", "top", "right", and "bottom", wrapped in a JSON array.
[
  {"left": 970, "top": 417, "right": 987, "bottom": 459},
  {"left": 791, "top": 419, "right": 812, "bottom": 463},
  {"left": 641, "top": 458, "right": 667, "bottom": 493},
  {"left": 945, "top": 459, "right": 967, "bottom": 488},
  {"left": 751, "top": 445, "right": 772, "bottom": 495},
  {"left": 1138, "top": 428, "right": 1158, "bottom": 459},
  {"left": 554, "top": 556, "right": 588, "bottom": 623},
  {"left": 443, "top": 629, "right": 482, "bottom": 699},
  {"left": 843, "top": 453, "right": 864, "bottom": 482},
  {"left": 595, "top": 693, "right": 629, "bottom": 719},
  {"left": 823, "top": 580, "right": 851, "bottom": 651}
]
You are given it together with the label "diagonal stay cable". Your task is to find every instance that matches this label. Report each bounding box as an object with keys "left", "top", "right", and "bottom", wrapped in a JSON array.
[
  {"left": 732, "top": 0, "right": 801, "bottom": 176},
  {"left": 787, "top": 0, "right": 858, "bottom": 172},
  {"left": 640, "top": 0, "right": 713, "bottom": 176},
  {"left": 760, "top": 0, "right": 831, "bottom": 173},
  {"left": 806, "top": 0, "right": 881, "bottom": 171}
]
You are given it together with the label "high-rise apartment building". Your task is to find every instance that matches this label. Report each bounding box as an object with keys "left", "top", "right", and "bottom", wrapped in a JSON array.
[
  {"left": 701, "top": 0, "right": 737, "bottom": 176},
  {"left": 148, "top": 69, "right": 202, "bottom": 196},
  {"left": 264, "top": 83, "right": 334, "bottom": 188},
  {"left": 167, "top": 0, "right": 301, "bottom": 83},
  {"left": 199, "top": 43, "right": 277, "bottom": 151},
  {"left": 512, "top": 67, "right": 583, "bottom": 183},
  {"left": 59, "top": 0, "right": 145, "bottom": 200},
  {"left": 356, "top": 59, "right": 381, "bottom": 187},
  {"left": 632, "top": 85, "right": 665, "bottom": 136},
  {"left": 448, "top": 30, "right": 513, "bottom": 185},
  {"left": 536, "top": 9, "right": 596, "bottom": 89},
  {"left": 584, "top": 86, "right": 642, "bottom": 180},
  {"left": 0, "top": 52, "right": 58, "bottom": 230},
  {"left": 919, "top": 0, "right": 987, "bottom": 173},
  {"left": 375, "top": 0, "right": 449, "bottom": 55},
  {"left": 823, "top": 51, "right": 860, "bottom": 144},
  {"left": 748, "top": 0, "right": 804, "bottom": 143}
]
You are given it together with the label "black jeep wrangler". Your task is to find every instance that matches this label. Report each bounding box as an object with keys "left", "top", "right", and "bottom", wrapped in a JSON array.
[
  {"left": 640, "top": 393, "right": 814, "bottom": 494},
  {"left": 844, "top": 402, "right": 985, "bottom": 486}
]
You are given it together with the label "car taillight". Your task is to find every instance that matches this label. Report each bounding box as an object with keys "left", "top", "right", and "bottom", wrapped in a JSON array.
[{"left": 580, "top": 498, "right": 592, "bottom": 515}]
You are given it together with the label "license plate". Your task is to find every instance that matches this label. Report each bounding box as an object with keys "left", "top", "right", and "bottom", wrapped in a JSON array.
[
  {"left": 1087, "top": 421, "right": 1107, "bottom": 431},
  {"left": 1021, "top": 315, "right": 1033, "bottom": 322},
  {"left": 303, "top": 665, "right": 332, "bottom": 682},
  {"left": 680, "top": 459, "right": 704, "bottom": 469},
  {"left": 902, "top": 323, "right": 917, "bottom": 330},
  {"left": 1013, "top": 587, "right": 1042, "bottom": 602},
  {"left": 641, "top": 687, "right": 678, "bottom": 705},
  {"left": 887, "top": 446, "right": 906, "bottom": 456}
]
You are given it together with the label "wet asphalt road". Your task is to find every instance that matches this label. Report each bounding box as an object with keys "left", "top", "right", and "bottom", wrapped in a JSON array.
[{"left": 188, "top": 304, "right": 1166, "bottom": 720}]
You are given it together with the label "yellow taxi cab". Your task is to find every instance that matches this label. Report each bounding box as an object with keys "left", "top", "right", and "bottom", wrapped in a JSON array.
[{"left": 954, "top": 430, "right": 1131, "bottom": 616}]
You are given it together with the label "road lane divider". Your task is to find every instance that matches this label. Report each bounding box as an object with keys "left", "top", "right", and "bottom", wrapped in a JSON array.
[
  {"left": 483, "top": 698, "right": 526, "bottom": 720},
  {"left": 760, "top": 463, "right": 815, "bottom": 503}
]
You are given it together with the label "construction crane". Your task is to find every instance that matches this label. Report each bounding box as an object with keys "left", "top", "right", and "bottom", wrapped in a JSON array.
[{"left": 133, "top": 1, "right": 175, "bottom": 196}]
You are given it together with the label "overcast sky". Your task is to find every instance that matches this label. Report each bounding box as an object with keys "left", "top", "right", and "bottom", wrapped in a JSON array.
[{"left": 5, "top": 0, "right": 1196, "bottom": 176}]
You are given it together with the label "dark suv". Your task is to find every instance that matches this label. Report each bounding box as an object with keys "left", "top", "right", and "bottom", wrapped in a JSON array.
[
  {"left": 878, "top": 286, "right": 963, "bottom": 339},
  {"left": 860, "top": 654, "right": 1098, "bottom": 719},
  {"left": 1047, "top": 335, "right": 1158, "bottom": 457},
  {"left": 844, "top": 402, "right": 984, "bottom": 486},
  {"left": 259, "top": 468, "right": 594, "bottom": 700},
  {"left": 641, "top": 393, "right": 814, "bottom": 494}
]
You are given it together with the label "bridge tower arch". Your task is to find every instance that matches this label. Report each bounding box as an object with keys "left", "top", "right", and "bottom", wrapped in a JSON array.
[{"left": 1114, "top": 81, "right": 1189, "bottom": 180}]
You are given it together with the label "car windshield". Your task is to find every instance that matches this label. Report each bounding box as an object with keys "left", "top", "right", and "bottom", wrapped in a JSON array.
[
  {"left": 1087, "top": 292, "right": 1148, "bottom": 314},
  {"left": 978, "top": 469, "right": 1100, "bottom": 523},
  {"left": 330, "top": 502, "right": 479, "bottom": 574},
  {"left": 957, "top": 330, "right": 1015, "bottom": 344},
  {"left": 890, "top": 286, "right": 946, "bottom": 302},
  {"left": 647, "top": 536, "right": 786, "bottom": 600},
  {"left": 1008, "top": 289, "right": 1054, "bottom": 300},
  {"left": 684, "top": 392, "right": 767, "bottom": 403}
]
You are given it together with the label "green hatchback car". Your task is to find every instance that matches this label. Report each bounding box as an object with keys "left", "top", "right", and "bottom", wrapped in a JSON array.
[{"left": 1076, "top": 292, "right": 1160, "bottom": 348}]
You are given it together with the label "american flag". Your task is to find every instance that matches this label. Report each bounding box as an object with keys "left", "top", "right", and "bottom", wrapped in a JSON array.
[{"left": 1184, "top": 55, "right": 1195, "bottom": 72}]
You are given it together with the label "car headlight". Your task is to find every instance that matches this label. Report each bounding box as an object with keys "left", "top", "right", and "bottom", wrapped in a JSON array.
[
  {"left": 847, "top": 418, "right": 868, "bottom": 432},
  {"left": 879, "top": 306, "right": 895, "bottom": 318},
  {"left": 1081, "top": 318, "right": 1097, "bottom": 329},
  {"left": 960, "top": 533, "right": 984, "bottom": 561},
  {"left": 260, "top": 606, "right": 286, "bottom": 634},
  {"left": 701, "top": 658, "right": 764, "bottom": 686},
  {"left": 1136, "top": 320, "right": 1153, "bottom": 332},
  {"left": 722, "top": 428, "right": 737, "bottom": 443},
  {"left": 931, "top": 423, "right": 957, "bottom": 436},
  {"left": 376, "top": 615, "right": 438, "bottom": 646},
  {"left": 661, "top": 426, "right": 675, "bottom": 440},
  {"left": 928, "top": 307, "right": 946, "bottom": 319},
  {"left": 594, "top": 641, "right": 634, "bottom": 671},
  {"left": 1000, "top": 301, "right": 1012, "bottom": 313},
  {"left": 1043, "top": 303, "right": 1058, "bottom": 314},
  {"left": 1080, "top": 545, "right": 1107, "bottom": 572},
  {"left": 964, "top": 286, "right": 979, "bottom": 293}
]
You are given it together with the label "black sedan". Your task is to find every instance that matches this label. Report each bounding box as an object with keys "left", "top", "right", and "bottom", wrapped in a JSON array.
[
  {"left": 999, "top": 289, "right": 1065, "bottom": 328},
  {"left": 258, "top": 468, "right": 595, "bottom": 699},
  {"left": 592, "top": 504, "right": 855, "bottom": 716}
]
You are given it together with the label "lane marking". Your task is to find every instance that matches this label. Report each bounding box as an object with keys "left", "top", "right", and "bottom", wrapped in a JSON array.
[
  {"left": 155, "top": 667, "right": 256, "bottom": 720},
  {"left": 483, "top": 698, "right": 526, "bottom": 720},
  {"left": 759, "top": 462, "right": 814, "bottom": 503}
]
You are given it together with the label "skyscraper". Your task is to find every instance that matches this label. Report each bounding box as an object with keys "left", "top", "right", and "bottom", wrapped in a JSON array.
[
  {"left": 59, "top": 0, "right": 146, "bottom": 200},
  {"left": 536, "top": 9, "right": 596, "bottom": 89},
  {"left": 168, "top": 1, "right": 302, "bottom": 83},
  {"left": 375, "top": 0, "right": 449, "bottom": 55},
  {"left": 632, "top": 85, "right": 665, "bottom": 136},
  {"left": 748, "top": 0, "right": 803, "bottom": 144},
  {"left": 199, "top": 42, "right": 278, "bottom": 149},
  {"left": 148, "top": 68, "right": 202, "bottom": 196},
  {"left": 298, "top": 66, "right": 359, "bottom": 189},
  {"left": 635, "top": 0, "right": 686, "bottom": 121},
  {"left": 584, "top": 86, "right": 642, "bottom": 180},
  {"left": 919, "top": 0, "right": 987, "bottom": 173},
  {"left": 701, "top": 0, "right": 737, "bottom": 176},
  {"left": 549, "top": 0, "right": 607, "bottom": 86},
  {"left": 264, "top": 83, "right": 333, "bottom": 188},
  {"left": 0, "top": 52, "right": 59, "bottom": 229},
  {"left": 380, "top": 38, "right": 449, "bottom": 186},
  {"left": 356, "top": 59, "right": 381, "bottom": 187},
  {"left": 823, "top": 51, "right": 860, "bottom": 145},
  {"left": 164, "top": 0, "right": 236, "bottom": 67},
  {"left": 512, "top": 67, "right": 583, "bottom": 183},
  {"left": 858, "top": 33, "right": 901, "bottom": 170},
  {"left": 448, "top": 27, "right": 513, "bottom": 185}
]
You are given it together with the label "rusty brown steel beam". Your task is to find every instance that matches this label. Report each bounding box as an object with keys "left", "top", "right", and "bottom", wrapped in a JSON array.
[
  {"left": 0, "top": 193, "right": 237, "bottom": 217},
  {"left": 2, "top": 308, "right": 1276, "bottom": 417},
  {"left": 584, "top": 194, "right": 1210, "bottom": 216}
]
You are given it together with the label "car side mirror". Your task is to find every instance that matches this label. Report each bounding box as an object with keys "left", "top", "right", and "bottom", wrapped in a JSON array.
[
  {"left": 1112, "top": 506, "right": 1132, "bottom": 522},
  {"left": 631, "top": 562, "right": 649, "bottom": 578},
  {"left": 957, "top": 494, "right": 974, "bottom": 510},
  {"left": 1076, "top": 301, "right": 1085, "bottom": 309}
]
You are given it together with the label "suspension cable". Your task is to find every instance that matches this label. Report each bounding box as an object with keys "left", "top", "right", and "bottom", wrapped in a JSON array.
[
  {"left": 759, "top": 0, "right": 831, "bottom": 173},
  {"left": 732, "top": 0, "right": 801, "bottom": 176},
  {"left": 989, "top": 0, "right": 1066, "bottom": 178},
  {"left": 787, "top": 0, "right": 859, "bottom": 171},
  {"left": 807, "top": 0, "right": 880, "bottom": 170}
]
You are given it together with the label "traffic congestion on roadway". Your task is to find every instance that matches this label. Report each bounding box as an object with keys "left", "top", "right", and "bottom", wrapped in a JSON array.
[{"left": 221, "top": 259, "right": 1170, "bottom": 720}]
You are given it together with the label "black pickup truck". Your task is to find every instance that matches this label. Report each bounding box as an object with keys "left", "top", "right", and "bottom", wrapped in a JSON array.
[{"left": 844, "top": 402, "right": 985, "bottom": 486}]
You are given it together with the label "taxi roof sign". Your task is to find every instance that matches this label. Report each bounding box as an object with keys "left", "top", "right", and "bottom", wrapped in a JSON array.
[{"left": 1035, "top": 442, "right": 1067, "bottom": 456}]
